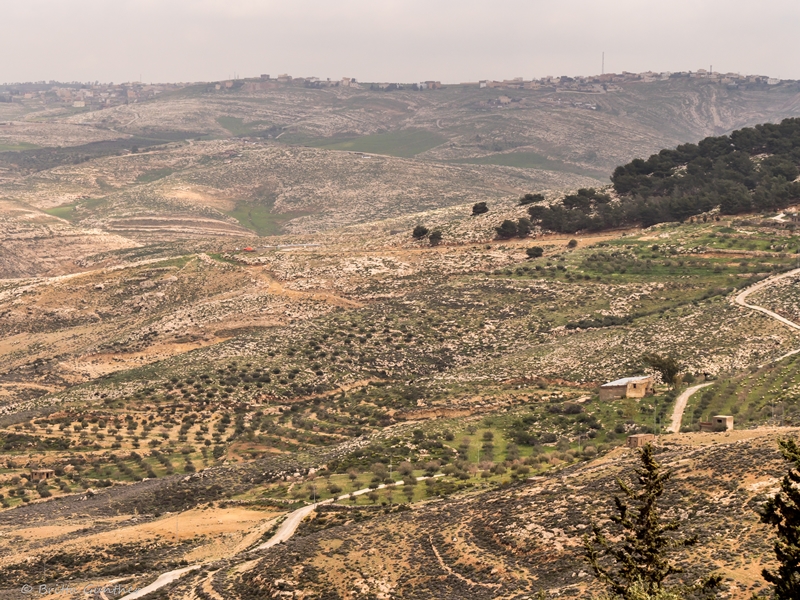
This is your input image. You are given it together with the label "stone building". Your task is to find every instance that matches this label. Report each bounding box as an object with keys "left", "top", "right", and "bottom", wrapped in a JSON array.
[
  {"left": 699, "top": 415, "right": 734, "bottom": 432},
  {"left": 599, "top": 376, "right": 654, "bottom": 401},
  {"left": 30, "top": 469, "right": 55, "bottom": 482},
  {"left": 626, "top": 433, "right": 655, "bottom": 448}
]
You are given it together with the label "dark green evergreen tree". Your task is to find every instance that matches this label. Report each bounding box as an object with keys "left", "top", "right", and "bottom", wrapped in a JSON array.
[
  {"left": 761, "top": 438, "right": 800, "bottom": 599},
  {"left": 517, "top": 217, "right": 532, "bottom": 237},
  {"left": 526, "top": 246, "right": 543, "bottom": 258},
  {"left": 472, "top": 202, "right": 489, "bottom": 215},
  {"left": 412, "top": 224, "right": 429, "bottom": 239},
  {"left": 584, "top": 444, "right": 720, "bottom": 599},
  {"left": 495, "top": 219, "right": 518, "bottom": 239}
]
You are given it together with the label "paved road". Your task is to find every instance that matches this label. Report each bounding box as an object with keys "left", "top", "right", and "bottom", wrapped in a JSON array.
[{"left": 667, "top": 383, "right": 714, "bottom": 433}]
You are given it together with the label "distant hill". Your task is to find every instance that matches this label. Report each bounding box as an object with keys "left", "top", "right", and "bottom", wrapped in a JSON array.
[{"left": 49, "top": 77, "right": 800, "bottom": 178}]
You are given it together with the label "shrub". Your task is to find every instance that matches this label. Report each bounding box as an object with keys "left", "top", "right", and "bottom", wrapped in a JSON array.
[
  {"left": 526, "top": 246, "right": 544, "bottom": 259},
  {"left": 471, "top": 202, "right": 488, "bottom": 216},
  {"left": 495, "top": 220, "right": 518, "bottom": 239},
  {"left": 519, "top": 193, "right": 544, "bottom": 205}
]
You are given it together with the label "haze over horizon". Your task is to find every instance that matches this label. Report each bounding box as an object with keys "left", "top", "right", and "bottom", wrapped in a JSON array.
[{"left": 1, "top": 0, "right": 798, "bottom": 85}]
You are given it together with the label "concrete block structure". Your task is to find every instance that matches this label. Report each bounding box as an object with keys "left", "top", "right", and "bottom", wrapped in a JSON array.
[
  {"left": 699, "top": 415, "right": 734, "bottom": 432},
  {"left": 599, "top": 376, "right": 654, "bottom": 401},
  {"left": 626, "top": 433, "right": 655, "bottom": 448},
  {"left": 30, "top": 469, "right": 55, "bottom": 482}
]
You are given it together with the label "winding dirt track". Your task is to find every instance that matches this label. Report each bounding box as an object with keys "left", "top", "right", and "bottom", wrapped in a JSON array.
[
  {"left": 667, "top": 383, "right": 714, "bottom": 433},
  {"left": 667, "top": 268, "right": 800, "bottom": 434},
  {"left": 734, "top": 267, "right": 800, "bottom": 332},
  {"left": 122, "top": 475, "right": 444, "bottom": 598}
]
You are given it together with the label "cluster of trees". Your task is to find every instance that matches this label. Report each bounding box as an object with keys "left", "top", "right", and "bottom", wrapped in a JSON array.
[
  {"left": 526, "top": 118, "right": 800, "bottom": 234},
  {"left": 412, "top": 225, "right": 442, "bottom": 246},
  {"left": 496, "top": 217, "right": 532, "bottom": 239},
  {"left": 584, "top": 442, "right": 800, "bottom": 599}
]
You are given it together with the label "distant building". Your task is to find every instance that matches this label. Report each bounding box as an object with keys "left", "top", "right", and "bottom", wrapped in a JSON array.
[
  {"left": 30, "top": 468, "right": 55, "bottom": 482},
  {"left": 699, "top": 415, "right": 734, "bottom": 432},
  {"left": 626, "top": 433, "right": 655, "bottom": 448},
  {"left": 599, "top": 375, "right": 654, "bottom": 401}
]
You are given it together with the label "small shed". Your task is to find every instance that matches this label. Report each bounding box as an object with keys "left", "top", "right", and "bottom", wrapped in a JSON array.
[
  {"left": 626, "top": 433, "right": 655, "bottom": 448},
  {"left": 30, "top": 469, "right": 55, "bottom": 482},
  {"left": 700, "top": 415, "right": 734, "bottom": 432},
  {"left": 599, "top": 376, "right": 654, "bottom": 401}
]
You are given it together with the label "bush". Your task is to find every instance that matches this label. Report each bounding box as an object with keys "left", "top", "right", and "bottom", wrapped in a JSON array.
[
  {"left": 526, "top": 246, "right": 544, "bottom": 259},
  {"left": 519, "top": 193, "right": 544, "bottom": 205},
  {"left": 412, "top": 225, "right": 429, "bottom": 239},
  {"left": 496, "top": 219, "right": 518, "bottom": 239},
  {"left": 429, "top": 230, "right": 443, "bottom": 246},
  {"left": 472, "top": 202, "right": 488, "bottom": 216},
  {"left": 567, "top": 239, "right": 578, "bottom": 248}
]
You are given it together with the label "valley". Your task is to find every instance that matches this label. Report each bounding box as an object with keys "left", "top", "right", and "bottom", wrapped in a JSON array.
[{"left": 1, "top": 77, "right": 800, "bottom": 599}]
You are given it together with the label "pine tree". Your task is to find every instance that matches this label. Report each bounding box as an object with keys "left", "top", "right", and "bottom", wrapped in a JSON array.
[
  {"left": 584, "top": 443, "right": 719, "bottom": 599},
  {"left": 761, "top": 438, "right": 800, "bottom": 598}
]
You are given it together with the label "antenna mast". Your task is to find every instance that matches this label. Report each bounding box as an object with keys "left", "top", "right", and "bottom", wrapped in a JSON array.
[{"left": 602, "top": 52, "right": 605, "bottom": 75}]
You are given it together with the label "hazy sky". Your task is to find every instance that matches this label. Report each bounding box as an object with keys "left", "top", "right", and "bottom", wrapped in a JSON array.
[{"left": 2, "top": 0, "right": 798, "bottom": 84}]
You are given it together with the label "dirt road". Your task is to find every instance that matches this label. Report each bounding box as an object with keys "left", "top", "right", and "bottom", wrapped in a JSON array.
[
  {"left": 734, "top": 267, "right": 800, "bottom": 367},
  {"left": 734, "top": 267, "right": 800, "bottom": 332},
  {"left": 664, "top": 269, "right": 800, "bottom": 435},
  {"left": 123, "top": 565, "right": 201, "bottom": 599},
  {"left": 667, "top": 383, "right": 714, "bottom": 433},
  {"left": 123, "top": 475, "right": 443, "bottom": 597}
]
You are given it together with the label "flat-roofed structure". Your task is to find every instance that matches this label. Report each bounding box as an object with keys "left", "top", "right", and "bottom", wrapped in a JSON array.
[
  {"left": 626, "top": 433, "right": 655, "bottom": 448},
  {"left": 599, "top": 376, "right": 654, "bottom": 401},
  {"left": 700, "top": 415, "right": 734, "bottom": 432},
  {"left": 30, "top": 469, "right": 55, "bottom": 482}
]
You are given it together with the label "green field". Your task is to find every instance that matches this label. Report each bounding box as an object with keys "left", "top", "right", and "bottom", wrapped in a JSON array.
[
  {"left": 44, "top": 204, "right": 77, "bottom": 220},
  {"left": 43, "top": 196, "right": 108, "bottom": 222},
  {"left": 225, "top": 202, "right": 306, "bottom": 236},
  {"left": 136, "top": 168, "right": 174, "bottom": 183},
  {"left": 450, "top": 151, "right": 606, "bottom": 178},
  {"left": 306, "top": 129, "right": 447, "bottom": 158},
  {"left": 217, "top": 116, "right": 273, "bottom": 137},
  {"left": 0, "top": 142, "right": 39, "bottom": 152}
]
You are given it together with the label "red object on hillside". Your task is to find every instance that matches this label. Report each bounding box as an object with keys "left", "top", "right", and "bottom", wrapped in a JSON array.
[{"left": 243, "top": 247, "right": 255, "bottom": 252}]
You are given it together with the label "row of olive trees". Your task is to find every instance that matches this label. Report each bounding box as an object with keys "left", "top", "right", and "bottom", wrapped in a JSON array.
[{"left": 580, "top": 442, "right": 800, "bottom": 600}]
